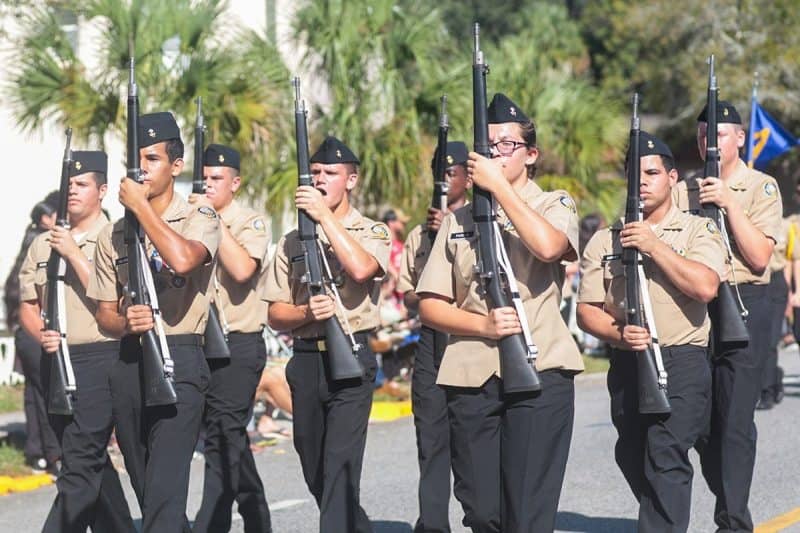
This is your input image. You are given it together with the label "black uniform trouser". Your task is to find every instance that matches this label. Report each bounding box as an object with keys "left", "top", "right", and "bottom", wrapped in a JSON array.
[
  {"left": 445, "top": 371, "right": 575, "bottom": 533},
  {"left": 42, "top": 341, "right": 135, "bottom": 533},
  {"left": 193, "top": 332, "right": 272, "bottom": 533},
  {"left": 111, "top": 334, "right": 209, "bottom": 533},
  {"left": 697, "top": 282, "right": 770, "bottom": 532},
  {"left": 760, "top": 271, "right": 788, "bottom": 397},
  {"left": 608, "top": 345, "right": 711, "bottom": 533},
  {"left": 412, "top": 326, "right": 451, "bottom": 533},
  {"left": 15, "top": 328, "right": 60, "bottom": 463},
  {"left": 286, "top": 333, "right": 377, "bottom": 533}
]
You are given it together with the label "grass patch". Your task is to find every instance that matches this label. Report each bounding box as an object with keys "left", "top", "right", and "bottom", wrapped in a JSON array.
[
  {"left": 0, "top": 443, "right": 29, "bottom": 477},
  {"left": 0, "top": 385, "right": 24, "bottom": 414},
  {"left": 582, "top": 353, "right": 610, "bottom": 374}
]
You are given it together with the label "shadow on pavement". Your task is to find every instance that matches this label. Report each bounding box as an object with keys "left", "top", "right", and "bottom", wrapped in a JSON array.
[
  {"left": 556, "top": 511, "right": 637, "bottom": 532},
  {"left": 372, "top": 520, "right": 413, "bottom": 532}
]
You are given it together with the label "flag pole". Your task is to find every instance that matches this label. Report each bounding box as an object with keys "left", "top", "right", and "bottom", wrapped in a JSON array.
[{"left": 747, "top": 71, "right": 760, "bottom": 168}]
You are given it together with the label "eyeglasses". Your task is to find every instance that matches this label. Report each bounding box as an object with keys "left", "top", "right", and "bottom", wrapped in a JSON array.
[{"left": 490, "top": 140, "right": 528, "bottom": 156}]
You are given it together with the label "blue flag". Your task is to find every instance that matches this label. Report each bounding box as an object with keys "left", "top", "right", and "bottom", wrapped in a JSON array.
[{"left": 746, "top": 99, "right": 798, "bottom": 169}]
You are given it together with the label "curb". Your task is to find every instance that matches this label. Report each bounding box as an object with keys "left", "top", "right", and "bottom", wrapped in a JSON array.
[
  {"left": 0, "top": 473, "right": 53, "bottom": 495},
  {"left": 370, "top": 400, "right": 412, "bottom": 422}
]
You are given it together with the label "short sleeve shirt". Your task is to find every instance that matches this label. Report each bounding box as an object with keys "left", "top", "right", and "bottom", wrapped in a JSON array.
[
  {"left": 416, "top": 180, "right": 583, "bottom": 387},
  {"left": 577, "top": 205, "right": 727, "bottom": 347},
  {"left": 672, "top": 159, "right": 782, "bottom": 284},
  {"left": 19, "top": 215, "right": 112, "bottom": 345},
  {"left": 398, "top": 224, "right": 434, "bottom": 295},
  {"left": 770, "top": 216, "right": 791, "bottom": 273},
  {"left": 215, "top": 199, "right": 271, "bottom": 333},
  {"left": 263, "top": 207, "right": 391, "bottom": 338},
  {"left": 87, "top": 193, "right": 220, "bottom": 335}
]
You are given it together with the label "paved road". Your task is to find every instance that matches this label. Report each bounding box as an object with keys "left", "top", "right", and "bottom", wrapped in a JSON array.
[{"left": 2, "top": 347, "right": 800, "bottom": 532}]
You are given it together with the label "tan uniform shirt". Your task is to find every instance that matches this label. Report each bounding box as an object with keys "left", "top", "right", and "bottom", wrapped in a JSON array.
[
  {"left": 578, "top": 205, "right": 727, "bottom": 347},
  {"left": 770, "top": 217, "right": 791, "bottom": 273},
  {"left": 87, "top": 193, "right": 220, "bottom": 335},
  {"left": 398, "top": 224, "right": 434, "bottom": 295},
  {"left": 672, "top": 159, "right": 782, "bottom": 285},
  {"left": 416, "top": 180, "right": 583, "bottom": 387},
  {"left": 263, "top": 207, "right": 391, "bottom": 338},
  {"left": 787, "top": 214, "right": 800, "bottom": 262},
  {"left": 215, "top": 199, "right": 271, "bottom": 333},
  {"left": 19, "top": 215, "right": 112, "bottom": 345}
]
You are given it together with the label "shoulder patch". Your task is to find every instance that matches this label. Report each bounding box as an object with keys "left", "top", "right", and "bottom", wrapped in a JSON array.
[
  {"left": 559, "top": 195, "right": 577, "bottom": 213},
  {"left": 763, "top": 182, "right": 777, "bottom": 198},
  {"left": 253, "top": 218, "right": 266, "bottom": 231},
  {"left": 671, "top": 246, "right": 687, "bottom": 256},
  {"left": 370, "top": 224, "right": 389, "bottom": 240},
  {"left": 706, "top": 221, "right": 719, "bottom": 235},
  {"left": 198, "top": 206, "right": 217, "bottom": 219}
]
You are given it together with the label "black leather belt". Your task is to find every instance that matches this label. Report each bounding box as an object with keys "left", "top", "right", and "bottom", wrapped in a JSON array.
[
  {"left": 69, "top": 340, "right": 120, "bottom": 355},
  {"left": 293, "top": 331, "right": 370, "bottom": 353}
]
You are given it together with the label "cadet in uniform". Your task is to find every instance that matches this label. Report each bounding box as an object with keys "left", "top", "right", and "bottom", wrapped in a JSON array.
[
  {"left": 398, "top": 141, "right": 470, "bottom": 533},
  {"left": 87, "top": 113, "right": 220, "bottom": 533},
  {"left": 672, "top": 101, "right": 782, "bottom": 532},
  {"left": 19, "top": 151, "right": 136, "bottom": 533},
  {"left": 577, "top": 133, "right": 726, "bottom": 532},
  {"left": 757, "top": 215, "right": 791, "bottom": 410},
  {"left": 264, "top": 136, "right": 390, "bottom": 533},
  {"left": 193, "top": 144, "right": 273, "bottom": 533},
  {"left": 416, "top": 94, "right": 582, "bottom": 533}
]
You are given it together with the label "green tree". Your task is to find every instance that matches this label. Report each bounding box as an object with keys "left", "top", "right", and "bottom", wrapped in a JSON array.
[
  {"left": 293, "top": 0, "right": 469, "bottom": 219},
  {"left": 5, "top": 0, "right": 293, "bottom": 211},
  {"left": 485, "top": 3, "right": 628, "bottom": 218}
]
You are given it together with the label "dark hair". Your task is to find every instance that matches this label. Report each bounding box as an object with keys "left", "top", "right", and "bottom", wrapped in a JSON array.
[
  {"left": 165, "top": 138, "right": 184, "bottom": 163},
  {"left": 579, "top": 212, "right": 605, "bottom": 254},
  {"left": 659, "top": 155, "right": 676, "bottom": 173},
  {"left": 4, "top": 193, "right": 58, "bottom": 329},
  {"left": 519, "top": 119, "right": 538, "bottom": 179},
  {"left": 91, "top": 171, "right": 107, "bottom": 186}
]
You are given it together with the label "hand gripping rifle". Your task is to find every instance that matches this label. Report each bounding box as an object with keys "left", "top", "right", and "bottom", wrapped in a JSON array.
[
  {"left": 45, "top": 129, "right": 77, "bottom": 415},
  {"left": 472, "top": 23, "right": 540, "bottom": 393},
  {"left": 430, "top": 95, "right": 450, "bottom": 237},
  {"left": 292, "top": 77, "right": 363, "bottom": 380},
  {"left": 623, "top": 94, "right": 670, "bottom": 415},
  {"left": 125, "top": 59, "right": 176, "bottom": 406},
  {"left": 701, "top": 55, "right": 749, "bottom": 348},
  {"left": 193, "top": 97, "right": 231, "bottom": 360}
]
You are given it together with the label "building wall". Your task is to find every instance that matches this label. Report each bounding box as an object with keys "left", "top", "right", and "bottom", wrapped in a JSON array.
[{"left": 0, "top": 0, "right": 303, "bottom": 329}]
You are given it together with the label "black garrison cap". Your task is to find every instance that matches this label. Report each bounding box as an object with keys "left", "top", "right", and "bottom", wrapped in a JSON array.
[
  {"left": 488, "top": 93, "right": 530, "bottom": 124},
  {"left": 638, "top": 131, "right": 674, "bottom": 159},
  {"left": 431, "top": 141, "right": 469, "bottom": 171},
  {"left": 310, "top": 136, "right": 360, "bottom": 165},
  {"left": 70, "top": 151, "right": 107, "bottom": 177},
  {"left": 697, "top": 100, "right": 742, "bottom": 125},
  {"left": 139, "top": 112, "right": 182, "bottom": 147},
  {"left": 203, "top": 144, "right": 240, "bottom": 170}
]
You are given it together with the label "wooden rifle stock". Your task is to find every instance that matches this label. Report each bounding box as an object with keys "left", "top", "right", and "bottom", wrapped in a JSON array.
[
  {"left": 125, "top": 59, "right": 176, "bottom": 406},
  {"left": 471, "top": 24, "right": 540, "bottom": 393},
  {"left": 622, "top": 94, "right": 670, "bottom": 415},
  {"left": 193, "top": 96, "right": 231, "bottom": 360},
  {"left": 702, "top": 55, "right": 749, "bottom": 349},
  {"left": 45, "top": 129, "right": 75, "bottom": 415},
  {"left": 292, "top": 78, "right": 362, "bottom": 380}
]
